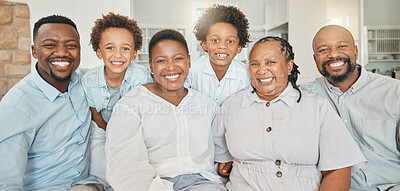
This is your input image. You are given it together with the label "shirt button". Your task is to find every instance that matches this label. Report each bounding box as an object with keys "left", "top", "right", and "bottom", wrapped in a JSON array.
[
  {"left": 266, "top": 127, "right": 272, "bottom": 132},
  {"left": 344, "top": 119, "right": 348, "bottom": 123},
  {"left": 276, "top": 171, "right": 282, "bottom": 178},
  {"left": 106, "top": 97, "right": 109, "bottom": 100},
  {"left": 216, "top": 98, "right": 219, "bottom": 101},
  {"left": 266, "top": 102, "right": 270, "bottom": 107},
  {"left": 275, "top": 159, "right": 281, "bottom": 166},
  {"left": 218, "top": 84, "right": 220, "bottom": 87}
]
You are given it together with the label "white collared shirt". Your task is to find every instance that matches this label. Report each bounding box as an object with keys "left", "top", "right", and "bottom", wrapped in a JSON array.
[
  {"left": 106, "top": 86, "right": 220, "bottom": 191},
  {"left": 185, "top": 55, "right": 250, "bottom": 105}
]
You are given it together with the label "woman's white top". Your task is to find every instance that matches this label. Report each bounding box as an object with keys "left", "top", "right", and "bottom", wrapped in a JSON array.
[{"left": 106, "top": 86, "right": 220, "bottom": 191}]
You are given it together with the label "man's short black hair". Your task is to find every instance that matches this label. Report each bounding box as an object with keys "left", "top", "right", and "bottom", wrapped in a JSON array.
[{"left": 33, "top": 15, "right": 79, "bottom": 41}]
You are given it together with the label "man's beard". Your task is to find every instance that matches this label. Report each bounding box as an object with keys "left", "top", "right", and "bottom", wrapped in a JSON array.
[
  {"left": 50, "top": 67, "right": 73, "bottom": 82},
  {"left": 321, "top": 58, "right": 355, "bottom": 83}
]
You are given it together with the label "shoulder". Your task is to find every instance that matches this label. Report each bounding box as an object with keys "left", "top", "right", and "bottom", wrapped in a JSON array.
[
  {"left": 126, "top": 64, "right": 151, "bottom": 82},
  {"left": 119, "top": 85, "right": 145, "bottom": 103},
  {"left": 1, "top": 74, "right": 35, "bottom": 107},
  {"left": 231, "top": 59, "right": 249, "bottom": 72},
  {"left": 81, "top": 65, "right": 103, "bottom": 86},
  {"left": 188, "top": 88, "right": 215, "bottom": 103},
  {"left": 221, "top": 88, "right": 246, "bottom": 108},
  {"left": 190, "top": 55, "right": 208, "bottom": 71},
  {"left": 367, "top": 71, "right": 400, "bottom": 89},
  {"left": 300, "top": 77, "right": 326, "bottom": 93},
  {"left": 297, "top": 89, "right": 327, "bottom": 106}
]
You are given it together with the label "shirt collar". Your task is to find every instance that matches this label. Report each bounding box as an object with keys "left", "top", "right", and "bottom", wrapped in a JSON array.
[
  {"left": 241, "top": 84, "right": 297, "bottom": 109},
  {"left": 32, "top": 63, "right": 79, "bottom": 102},
  {"left": 323, "top": 64, "right": 367, "bottom": 94},
  {"left": 96, "top": 64, "right": 134, "bottom": 87},
  {"left": 203, "top": 55, "right": 237, "bottom": 79}
]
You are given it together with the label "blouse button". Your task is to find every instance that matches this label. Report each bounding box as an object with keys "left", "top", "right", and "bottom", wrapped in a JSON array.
[
  {"left": 266, "top": 102, "right": 270, "bottom": 107},
  {"left": 275, "top": 159, "right": 281, "bottom": 166},
  {"left": 266, "top": 127, "right": 272, "bottom": 132},
  {"left": 276, "top": 171, "right": 282, "bottom": 178}
]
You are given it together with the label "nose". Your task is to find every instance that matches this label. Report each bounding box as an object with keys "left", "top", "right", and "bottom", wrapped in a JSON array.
[
  {"left": 327, "top": 48, "right": 340, "bottom": 58},
  {"left": 218, "top": 41, "right": 227, "bottom": 50},
  {"left": 114, "top": 49, "right": 122, "bottom": 58},
  {"left": 258, "top": 63, "right": 269, "bottom": 74},
  {"left": 167, "top": 61, "right": 176, "bottom": 70},
  {"left": 53, "top": 45, "right": 68, "bottom": 57}
]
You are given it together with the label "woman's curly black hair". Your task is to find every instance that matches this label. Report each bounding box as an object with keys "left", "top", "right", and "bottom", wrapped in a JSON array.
[
  {"left": 250, "top": 36, "right": 302, "bottom": 102},
  {"left": 193, "top": 4, "right": 250, "bottom": 48},
  {"left": 90, "top": 12, "right": 142, "bottom": 51}
]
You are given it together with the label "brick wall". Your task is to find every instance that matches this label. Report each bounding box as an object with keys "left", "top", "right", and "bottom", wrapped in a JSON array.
[{"left": 0, "top": 1, "right": 31, "bottom": 101}]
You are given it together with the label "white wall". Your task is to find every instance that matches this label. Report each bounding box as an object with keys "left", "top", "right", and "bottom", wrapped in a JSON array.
[
  {"left": 364, "top": 0, "right": 400, "bottom": 26},
  {"left": 28, "top": 0, "right": 132, "bottom": 70},
  {"left": 288, "top": 0, "right": 327, "bottom": 84}
]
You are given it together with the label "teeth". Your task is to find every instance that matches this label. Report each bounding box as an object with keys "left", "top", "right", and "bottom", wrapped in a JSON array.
[
  {"left": 217, "top": 53, "right": 227, "bottom": 58},
  {"left": 165, "top": 74, "right": 180, "bottom": 79},
  {"left": 112, "top": 62, "right": 123, "bottom": 65},
  {"left": 259, "top": 78, "right": 273, "bottom": 83},
  {"left": 51, "top": 61, "right": 70, "bottom": 67},
  {"left": 329, "top": 61, "right": 344, "bottom": 67}
]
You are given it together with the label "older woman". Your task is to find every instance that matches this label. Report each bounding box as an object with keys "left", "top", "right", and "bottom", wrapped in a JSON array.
[{"left": 214, "top": 36, "right": 366, "bottom": 191}]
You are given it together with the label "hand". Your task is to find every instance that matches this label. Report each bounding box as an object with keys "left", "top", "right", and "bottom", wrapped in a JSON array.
[{"left": 217, "top": 161, "right": 233, "bottom": 177}]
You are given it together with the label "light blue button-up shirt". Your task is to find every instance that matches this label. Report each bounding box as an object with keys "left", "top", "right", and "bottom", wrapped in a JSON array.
[
  {"left": 185, "top": 55, "right": 250, "bottom": 105},
  {"left": 81, "top": 63, "right": 152, "bottom": 114},
  {"left": 301, "top": 66, "right": 400, "bottom": 191},
  {"left": 0, "top": 65, "right": 98, "bottom": 191}
]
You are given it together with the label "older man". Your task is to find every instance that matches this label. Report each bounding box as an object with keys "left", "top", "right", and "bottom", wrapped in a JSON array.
[
  {"left": 0, "top": 15, "right": 102, "bottom": 191},
  {"left": 302, "top": 25, "right": 400, "bottom": 190}
]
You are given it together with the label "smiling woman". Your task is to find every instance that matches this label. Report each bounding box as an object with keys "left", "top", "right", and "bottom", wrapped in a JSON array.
[
  {"left": 213, "top": 36, "right": 366, "bottom": 191},
  {"left": 105, "top": 29, "right": 227, "bottom": 191}
]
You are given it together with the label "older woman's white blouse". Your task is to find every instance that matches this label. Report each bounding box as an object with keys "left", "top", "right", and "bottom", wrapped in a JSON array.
[
  {"left": 214, "top": 85, "right": 366, "bottom": 191},
  {"left": 106, "top": 86, "right": 220, "bottom": 191}
]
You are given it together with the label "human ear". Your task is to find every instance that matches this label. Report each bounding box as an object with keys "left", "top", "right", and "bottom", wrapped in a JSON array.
[
  {"left": 131, "top": 49, "right": 138, "bottom": 61},
  {"left": 287, "top": 60, "right": 294, "bottom": 75},
  {"left": 236, "top": 46, "right": 242, "bottom": 54},
  {"left": 31, "top": 45, "right": 37, "bottom": 59},
  {"left": 96, "top": 49, "right": 103, "bottom": 59},
  {"left": 201, "top": 41, "right": 208, "bottom": 52}
]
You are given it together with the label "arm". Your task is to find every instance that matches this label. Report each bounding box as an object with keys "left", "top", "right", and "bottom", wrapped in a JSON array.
[
  {"left": 0, "top": 106, "right": 33, "bottom": 190},
  {"left": 320, "top": 167, "right": 351, "bottom": 191},
  {"left": 212, "top": 104, "right": 233, "bottom": 176},
  {"left": 105, "top": 102, "right": 172, "bottom": 191},
  {"left": 90, "top": 107, "right": 107, "bottom": 130},
  {"left": 217, "top": 161, "right": 233, "bottom": 177}
]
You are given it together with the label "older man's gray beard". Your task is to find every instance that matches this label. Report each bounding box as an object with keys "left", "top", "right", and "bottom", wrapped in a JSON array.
[{"left": 322, "top": 58, "right": 355, "bottom": 83}]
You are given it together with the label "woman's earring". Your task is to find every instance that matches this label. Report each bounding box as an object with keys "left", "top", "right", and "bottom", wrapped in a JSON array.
[{"left": 150, "top": 72, "right": 154, "bottom": 78}]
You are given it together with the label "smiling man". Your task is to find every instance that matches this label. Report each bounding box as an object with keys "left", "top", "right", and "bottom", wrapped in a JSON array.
[
  {"left": 0, "top": 15, "right": 102, "bottom": 191},
  {"left": 302, "top": 25, "right": 400, "bottom": 191}
]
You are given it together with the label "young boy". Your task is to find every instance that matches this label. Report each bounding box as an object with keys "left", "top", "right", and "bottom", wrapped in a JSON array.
[
  {"left": 81, "top": 13, "right": 151, "bottom": 184},
  {"left": 186, "top": 4, "right": 251, "bottom": 105}
]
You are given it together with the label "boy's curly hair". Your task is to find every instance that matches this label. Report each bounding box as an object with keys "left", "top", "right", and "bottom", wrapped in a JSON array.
[
  {"left": 90, "top": 12, "right": 142, "bottom": 51},
  {"left": 193, "top": 4, "right": 250, "bottom": 48}
]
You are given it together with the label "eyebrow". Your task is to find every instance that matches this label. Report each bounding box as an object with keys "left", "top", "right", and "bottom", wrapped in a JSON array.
[
  {"left": 208, "top": 34, "right": 238, "bottom": 39},
  {"left": 316, "top": 40, "right": 350, "bottom": 49}
]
